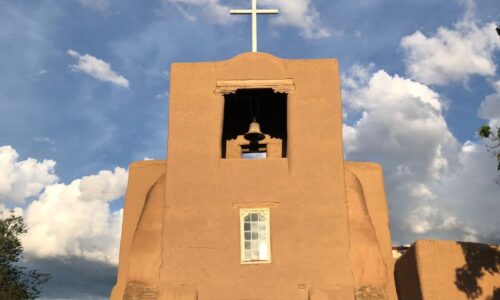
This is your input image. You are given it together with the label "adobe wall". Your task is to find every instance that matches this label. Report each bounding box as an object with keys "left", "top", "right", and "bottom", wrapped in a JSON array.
[
  {"left": 161, "top": 52, "right": 355, "bottom": 299},
  {"left": 395, "top": 240, "right": 500, "bottom": 300},
  {"left": 110, "top": 160, "right": 167, "bottom": 300},
  {"left": 345, "top": 162, "right": 397, "bottom": 300}
]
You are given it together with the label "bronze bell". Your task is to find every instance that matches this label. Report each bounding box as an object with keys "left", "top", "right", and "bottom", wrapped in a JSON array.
[{"left": 244, "top": 118, "right": 265, "bottom": 142}]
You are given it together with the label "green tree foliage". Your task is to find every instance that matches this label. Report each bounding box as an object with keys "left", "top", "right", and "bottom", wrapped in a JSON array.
[
  {"left": 478, "top": 125, "right": 500, "bottom": 182},
  {"left": 0, "top": 211, "right": 50, "bottom": 299}
]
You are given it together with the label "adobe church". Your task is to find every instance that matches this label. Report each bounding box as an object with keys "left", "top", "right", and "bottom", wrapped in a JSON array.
[
  {"left": 109, "top": 51, "right": 397, "bottom": 300},
  {"left": 110, "top": 2, "right": 500, "bottom": 300}
]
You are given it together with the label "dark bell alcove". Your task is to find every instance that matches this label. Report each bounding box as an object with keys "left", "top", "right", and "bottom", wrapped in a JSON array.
[{"left": 221, "top": 88, "right": 287, "bottom": 158}]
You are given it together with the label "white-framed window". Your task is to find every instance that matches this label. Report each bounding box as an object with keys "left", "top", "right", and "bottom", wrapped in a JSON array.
[{"left": 239, "top": 208, "right": 271, "bottom": 264}]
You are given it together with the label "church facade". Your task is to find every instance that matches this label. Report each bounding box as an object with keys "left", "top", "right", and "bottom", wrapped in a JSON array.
[{"left": 110, "top": 52, "right": 398, "bottom": 300}]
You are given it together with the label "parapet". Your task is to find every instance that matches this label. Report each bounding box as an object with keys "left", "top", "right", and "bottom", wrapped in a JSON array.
[{"left": 395, "top": 240, "right": 500, "bottom": 300}]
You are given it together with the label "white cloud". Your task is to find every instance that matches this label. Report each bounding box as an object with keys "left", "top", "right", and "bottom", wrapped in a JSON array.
[
  {"left": 33, "top": 136, "right": 55, "bottom": 145},
  {"left": 0, "top": 146, "right": 58, "bottom": 205},
  {"left": 433, "top": 141, "right": 500, "bottom": 242},
  {"left": 0, "top": 203, "right": 23, "bottom": 220},
  {"left": 68, "top": 49, "right": 130, "bottom": 88},
  {"left": 341, "top": 63, "right": 374, "bottom": 91},
  {"left": 156, "top": 91, "right": 169, "bottom": 100},
  {"left": 478, "top": 80, "right": 500, "bottom": 128},
  {"left": 166, "top": 0, "right": 232, "bottom": 24},
  {"left": 343, "top": 69, "right": 456, "bottom": 184},
  {"left": 166, "top": 0, "right": 331, "bottom": 38},
  {"left": 343, "top": 66, "right": 499, "bottom": 244},
  {"left": 80, "top": 168, "right": 128, "bottom": 203},
  {"left": 78, "top": 0, "right": 109, "bottom": 12},
  {"left": 259, "top": 0, "right": 331, "bottom": 38},
  {"left": 408, "top": 205, "right": 440, "bottom": 234},
  {"left": 410, "top": 183, "right": 436, "bottom": 201},
  {"left": 400, "top": 13, "right": 499, "bottom": 85},
  {"left": 0, "top": 145, "right": 127, "bottom": 264},
  {"left": 22, "top": 167, "right": 128, "bottom": 264},
  {"left": 33, "top": 69, "right": 48, "bottom": 82}
]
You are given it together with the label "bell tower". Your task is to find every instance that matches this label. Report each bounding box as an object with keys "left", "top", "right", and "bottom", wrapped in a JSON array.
[
  {"left": 110, "top": 52, "right": 397, "bottom": 300},
  {"left": 162, "top": 52, "right": 358, "bottom": 299}
]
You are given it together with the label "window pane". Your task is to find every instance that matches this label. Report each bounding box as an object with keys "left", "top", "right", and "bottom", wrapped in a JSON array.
[
  {"left": 251, "top": 213, "right": 258, "bottom": 221},
  {"left": 251, "top": 223, "right": 258, "bottom": 231},
  {"left": 259, "top": 223, "right": 266, "bottom": 231},
  {"left": 244, "top": 215, "right": 251, "bottom": 222},
  {"left": 245, "top": 241, "right": 251, "bottom": 249},
  {"left": 244, "top": 223, "right": 250, "bottom": 231},
  {"left": 251, "top": 249, "right": 259, "bottom": 260},
  {"left": 244, "top": 232, "right": 251, "bottom": 240},
  {"left": 258, "top": 213, "right": 266, "bottom": 221},
  {"left": 250, "top": 241, "right": 256, "bottom": 250},
  {"left": 251, "top": 232, "right": 258, "bottom": 240},
  {"left": 259, "top": 241, "right": 268, "bottom": 260}
]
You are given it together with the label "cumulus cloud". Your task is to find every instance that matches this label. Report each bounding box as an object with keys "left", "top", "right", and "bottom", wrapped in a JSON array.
[
  {"left": 166, "top": 0, "right": 331, "bottom": 38},
  {"left": 0, "top": 203, "right": 23, "bottom": 220},
  {"left": 400, "top": 9, "right": 499, "bottom": 85},
  {"left": 478, "top": 80, "right": 500, "bottom": 129},
  {"left": 0, "top": 146, "right": 58, "bottom": 205},
  {"left": 0, "top": 146, "right": 127, "bottom": 297},
  {"left": 343, "top": 68, "right": 458, "bottom": 183},
  {"left": 22, "top": 167, "right": 127, "bottom": 264},
  {"left": 259, "top": 0, "right": 331, "bottom": 38},
  {"left": 341, "top": 63, "right": 374, "bottom": 91},
  {"left": 0, "top": 145, "right": 127, "bottom": 265},
  {"left": 166, "top": 0, "right": 232, "bottom": 23},
  {"left": 342, "top": 65, "right": 499, "bottom": 244},
  {"left": 68, "top": 49, "right": 130, "bottom": 88},
  {"left": 408, "top": 205, "right": 441, "bottom": 234},
  {"left": 433, "top": 141, "right": 500, "bottom": 242}
]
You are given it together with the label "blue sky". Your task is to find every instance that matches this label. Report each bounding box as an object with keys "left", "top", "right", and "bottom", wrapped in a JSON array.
[{"left": 0, "top": 0, "right": 499, "bottom": 298}]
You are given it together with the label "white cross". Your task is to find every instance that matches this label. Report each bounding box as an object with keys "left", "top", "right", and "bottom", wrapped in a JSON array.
[{"left": 230, "top": 0, "right": 279, "bottom": 52}]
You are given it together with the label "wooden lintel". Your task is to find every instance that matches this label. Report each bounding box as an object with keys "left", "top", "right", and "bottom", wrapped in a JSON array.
[{"left": 215, "top": 79, "right": 295, "bottom": 94}]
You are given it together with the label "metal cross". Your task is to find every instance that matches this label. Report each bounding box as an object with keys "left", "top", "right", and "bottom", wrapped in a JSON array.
[{"left": 230, "top": 0, "right": 279, "bottom": 52}]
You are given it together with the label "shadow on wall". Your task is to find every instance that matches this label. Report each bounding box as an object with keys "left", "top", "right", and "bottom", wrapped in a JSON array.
[{"left": 454, "top": 242, "right": 500, "bottom": 300}]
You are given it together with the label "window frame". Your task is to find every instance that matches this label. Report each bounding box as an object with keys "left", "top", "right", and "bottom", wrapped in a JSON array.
[{"left": 239, "top": 208, "right": 272, "bottom": 264}]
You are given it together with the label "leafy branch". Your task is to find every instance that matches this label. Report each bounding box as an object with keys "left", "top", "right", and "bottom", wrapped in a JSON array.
[
  {"left": 0, "top": 211, "right": 50, "bottom": 299},
  {"left": 478, "top": 125, "right": 500, "bottom": 184}
]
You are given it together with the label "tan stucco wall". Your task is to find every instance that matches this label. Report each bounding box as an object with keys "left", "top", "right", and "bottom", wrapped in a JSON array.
[
  {"left": 345, "top": 162, "right": 397, "bottom": 300},
  {"left": 395, "top": 240, "right": 500, "bottom": 300},
  {"left": 110, "top": 160, "right": 166, "bottom": 300}
]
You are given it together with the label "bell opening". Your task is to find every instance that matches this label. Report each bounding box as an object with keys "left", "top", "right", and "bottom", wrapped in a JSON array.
[{"left": 221, "top": 89, "right": 287, "bottom": 159}]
